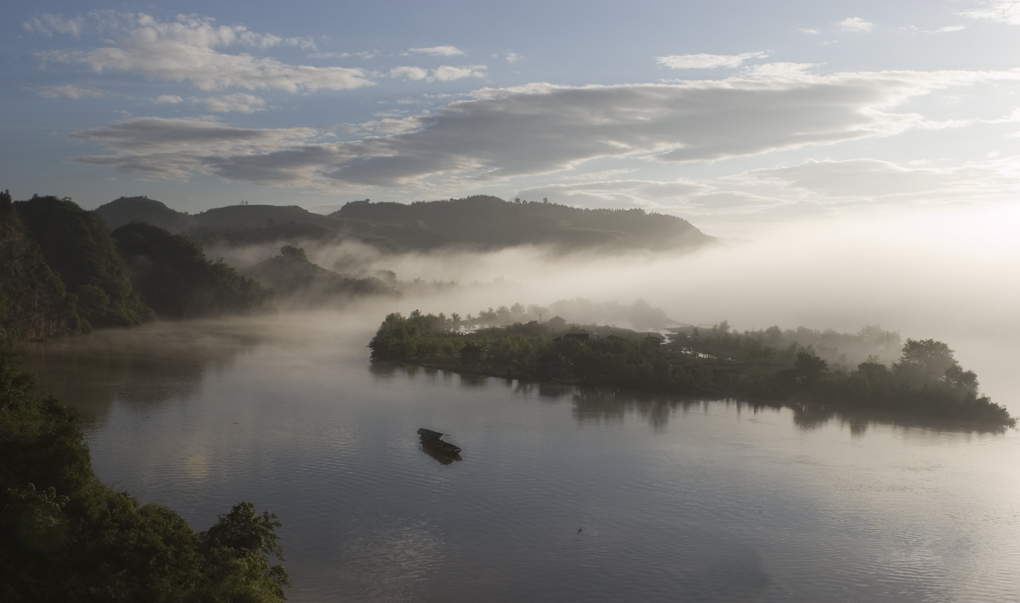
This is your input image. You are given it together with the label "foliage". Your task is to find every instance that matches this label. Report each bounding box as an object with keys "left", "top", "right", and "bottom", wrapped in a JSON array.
[
  {"left": 14, "top": 196, "right": 154, "bottom": 330},
  {"left": 0, "top": 352, "right": 289, "bottom": 602},
  {"left": 369, "top": 311, "right": 1015, "bottom": 427},
  {"left": 0, "top": 192, "right": 79, "bottom": 344},
  {"left": 244, "top": 245, "right": 398, "bottom": 308},
  {"left": 113, "top": 222, "right": 273, "bottom": 319}
]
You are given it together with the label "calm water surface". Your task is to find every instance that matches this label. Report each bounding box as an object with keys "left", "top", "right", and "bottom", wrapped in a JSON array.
[{"left": 20, "top": 313, "right": 1020, "bottom": 602}]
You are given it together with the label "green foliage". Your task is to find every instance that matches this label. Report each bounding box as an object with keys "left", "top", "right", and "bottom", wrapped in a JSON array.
[
  {"left": 113, "top": 222, "right": 273, "bottom": 319},
  {"left": 14, "top": 196, "right": 154, "bottom": 329},
  {"left": 369, "top": 311, "right": 1015, "bottom": 427},
  {"left": 0, "top": 193, "right": 79, "bottom": 344},
  {"left": 0, "top": 352, "right": 289, "bottom": 602}
]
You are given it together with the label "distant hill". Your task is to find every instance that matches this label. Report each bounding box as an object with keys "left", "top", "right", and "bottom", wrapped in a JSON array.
[
  {"left": 112, "top": 222, "right": 273, "bottom": 319},
  {"left": 95, "top": 195, "right": 716, "bottom": 253},
  {"left": 193, "top": 204, "right": 346, "bottom": 229},
  {"left": 242, "top": 245, "right": 398, "bottom": 308},
  {"left": 331, "top": 196, "right": 716, "bottom": 251},
  {"left": 95, "top": 196, "right": 195, "bottom": 232}
]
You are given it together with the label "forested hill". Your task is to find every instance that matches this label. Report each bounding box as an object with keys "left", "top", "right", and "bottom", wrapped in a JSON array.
[
  {"left": 1, "top": 194, "right": 272, "bottom": 343},
  {"left": 95, "top": 195, "right": 716, "bottom": 253},
  {"left": 332, "top": 196, "right": 716, "bottom": 251}
]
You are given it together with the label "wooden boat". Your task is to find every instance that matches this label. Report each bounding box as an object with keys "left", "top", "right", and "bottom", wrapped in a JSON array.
[{"left": 417, "top": 428, "right": 462, "bottom": 454}]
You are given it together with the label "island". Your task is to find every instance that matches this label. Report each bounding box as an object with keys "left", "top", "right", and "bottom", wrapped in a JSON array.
[{"left": 369, "top": 310, "right": 1016, "bottom": 429}]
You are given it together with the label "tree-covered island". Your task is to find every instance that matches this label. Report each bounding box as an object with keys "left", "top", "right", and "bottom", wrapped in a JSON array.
[{"left": 370, "top": 311, "right": 1015, "bottom": 428}]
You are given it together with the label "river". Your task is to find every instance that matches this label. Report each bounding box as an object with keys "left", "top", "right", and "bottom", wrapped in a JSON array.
[{"left": 19, "top": 312, "right": 1020, "bottom": 602}]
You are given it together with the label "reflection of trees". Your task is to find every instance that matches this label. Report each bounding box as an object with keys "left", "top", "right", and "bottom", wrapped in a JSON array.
[
  {"left": 571, "top": 388, "right": 716, "bottom": 430},
  {"left": 570, "top": 389, "right": 1008, "bottom": 435},
  {"left": 20, "top": 323, "right": 262, "bottom": 427},
  {"left": 788, "top": 402, "right": 1007, "bottom": 435}
]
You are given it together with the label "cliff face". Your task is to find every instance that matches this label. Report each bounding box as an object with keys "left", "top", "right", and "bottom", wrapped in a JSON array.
[{"left": 0, "top": 194, "right": 78, "bottom": 343}]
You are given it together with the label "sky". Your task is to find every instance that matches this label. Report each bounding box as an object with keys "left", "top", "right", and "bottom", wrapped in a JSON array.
[{"left": 4, "top": 0, "right": 1020, "bottom": 237}]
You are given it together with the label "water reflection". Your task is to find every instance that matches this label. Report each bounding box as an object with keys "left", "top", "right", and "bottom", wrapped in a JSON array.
[
  {"left": 419, "top": 444, "right": 463, "bottom": 465},
  {"left": 18, "top": 321, "right": 263, "bottom": 428},
  {"left": 381, "top": 363, "right": 1012, "bottom": 436}
]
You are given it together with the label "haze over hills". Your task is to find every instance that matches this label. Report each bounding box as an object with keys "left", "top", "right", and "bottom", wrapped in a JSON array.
[{"left": 95, "top": 195, "right": 717, "bottom": 253}]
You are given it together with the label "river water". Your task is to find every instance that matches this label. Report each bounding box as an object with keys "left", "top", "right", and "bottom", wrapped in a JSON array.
[{"left": 19, "top": 313, "right": 1020, "bottom": 602}]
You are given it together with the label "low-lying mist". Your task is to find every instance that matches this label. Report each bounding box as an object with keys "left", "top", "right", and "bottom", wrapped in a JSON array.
[{"left": 212, "top": 204, "right": 1020, "bottom": 410}]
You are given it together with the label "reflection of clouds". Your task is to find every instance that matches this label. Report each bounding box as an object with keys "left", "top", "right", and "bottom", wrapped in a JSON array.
[{"left": 184, "top": 452, "right": 210, "bottom": 480}]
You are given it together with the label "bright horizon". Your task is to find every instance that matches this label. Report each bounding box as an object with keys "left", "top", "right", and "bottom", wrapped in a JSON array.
[{"left": 4, "top": 1, "right": 1020, "bottom": 238}]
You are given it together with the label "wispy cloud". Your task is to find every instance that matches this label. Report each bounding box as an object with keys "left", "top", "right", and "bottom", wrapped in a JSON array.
[
  {"left": 735, "top": 157, "right": 1020, "bottom": 201},
  {"left": 32, "top": 13, "right": 368, "bottom": 92},
  {"left": 69, "top": 69, "right": 1018, "bottom": 191},
  {"left": 71, "top": 117, "right": 323, "bottom": 181},
  {"left": 408, "top": 45, "right": 466, "bottom": 57},
  {"left": 963, "top": 0, "right": 1020, "bottom": 25},
  {"left": 201, "top": 93, "right": 267, "bottom": 113},
  {"left": 656, "top": 52, "right": 769, "bottom": 69},
  {"left": 432, "top": 65, "right": 486, "bottom": 81},
  {"left": 388, "top": 65, "right": 486, "bottom": 82},
  {"left": 389, "top": 66, "right": 430, "bottom": 80},
  {"left": 23, "top": 13, "right": 84, "bottom": 37},
  {"left": 36, "top": 84, "right": 111, "bottom": 98},
  {"left": 839, "top": 17, "right": 875, "bottom": 32}
]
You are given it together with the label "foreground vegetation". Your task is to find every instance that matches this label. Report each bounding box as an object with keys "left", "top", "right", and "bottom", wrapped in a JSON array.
[
  {"left": 0, "top": 352, "right": 289, "bottom": 602},
  {"left": 370, "top": 311, "right": 1015, "bottom": 428}
]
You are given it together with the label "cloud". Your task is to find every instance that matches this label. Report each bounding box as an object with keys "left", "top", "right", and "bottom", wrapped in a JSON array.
[
  {"left": 839, "top": 17, "right": 875, "bottom": 32},
  {"left": 309, "top": 50, "right": 378, "bottom": 60},
  {"left": 318, "top": 70, "right": 1002, "bottom": 186},
  {"left": 506, "top": 52, "right": 521, "bottom": 65},
  {"left": 740, "top": 62, "right": 818, "bottom": 79},
  {"left": 408, "top": 45, "right": 465, "bottom": 57},
  {"left": 656, "top": 52, "right": 769, "bottom": 69},
  {"left": 23, "top": 13, "right": 84, "bottom": 37},
  {"left": 71, "top": 117, "right": 323, "bottom": 181},
  {"left": 516, "top": 178, "right": 713, "bottom": 209},
  {"left": 36, "top": 84, "right": 110, "bottom": 98},
  {"left": 432, "top": 65, "right": 486, "bottom": 81},
  {"left": 154, "top": 95, "right": 184, "bottom": 104},
  {"left": 389, "top": 66, "right": 430, "bottom": 80},
  {"left": 389, "top": 65, "right": 485, "bottom": 82},
  {"left": 70, "top": 69, "right": 1020, "bottom": 191},
  {"left": 201, "top": 93, "right": 267, "bottom": 113},
  {"left": 35, "top": 13, "right": 369, "bottom": 92},
  {"left": 735, "top": 157, "right": 1020, "bottom": 201},
  {"left": 963, "top": 1, "right": 1020, "bottom": 25}
]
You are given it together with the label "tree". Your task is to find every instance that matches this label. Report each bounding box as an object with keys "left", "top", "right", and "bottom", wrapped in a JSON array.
[
  {"left": 528, "top": 304, "right": 549, "bottom": 322},
  {"left": 793, "top": 351, "right": 828, "bottom": 384},
  {"left": 896, "top": 338, "right": 958, "bottom": 383}
]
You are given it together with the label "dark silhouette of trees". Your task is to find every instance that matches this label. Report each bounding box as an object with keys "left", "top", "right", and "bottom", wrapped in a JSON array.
[{"left": 0, "top": 353, "right": 289, "bottom": 601}]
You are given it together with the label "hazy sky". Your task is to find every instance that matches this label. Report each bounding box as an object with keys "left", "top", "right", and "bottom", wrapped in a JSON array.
[{"left": 5, "top": 0, "right": 1020, "bottom": 236}]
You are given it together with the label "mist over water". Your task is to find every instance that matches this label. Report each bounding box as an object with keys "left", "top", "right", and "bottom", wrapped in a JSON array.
[{"left": 278, "top": 205, "right": 1019, "bottom": 412}]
